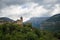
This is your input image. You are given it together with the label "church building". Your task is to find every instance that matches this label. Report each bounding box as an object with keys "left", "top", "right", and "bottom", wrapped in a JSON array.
[{"left": 14, "top": 17, "right": 23, "bottom": 26}]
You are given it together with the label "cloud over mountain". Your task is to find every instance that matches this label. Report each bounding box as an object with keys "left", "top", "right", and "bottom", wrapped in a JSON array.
[{"left": 0, "top": 0, "right": 60, "bottom": 22}]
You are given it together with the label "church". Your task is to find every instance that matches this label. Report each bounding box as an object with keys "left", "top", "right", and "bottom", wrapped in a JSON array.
[
  {"left": 0, "top": 17, "right": 23, "bottom": 27},
  {"left": 14, "top": 17, "right": 23, "bottom": 26}
]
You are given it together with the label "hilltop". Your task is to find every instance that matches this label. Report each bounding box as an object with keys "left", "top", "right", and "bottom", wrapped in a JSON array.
[
  {"left": 41, "top": 14, "right": 60, "bottom": 32},
  {"left": 0, "top": 17, "right": 14, "bottom": 22}
]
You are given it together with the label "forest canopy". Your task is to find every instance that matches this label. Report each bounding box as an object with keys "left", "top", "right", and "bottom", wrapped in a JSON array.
[{"left": 0, "top": 23, "right": 60, "bottom": 40}]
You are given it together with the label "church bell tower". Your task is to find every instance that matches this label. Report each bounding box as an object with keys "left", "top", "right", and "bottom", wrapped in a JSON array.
[{"left": 20, "top": 16, "right": 23, "bottom": 22}]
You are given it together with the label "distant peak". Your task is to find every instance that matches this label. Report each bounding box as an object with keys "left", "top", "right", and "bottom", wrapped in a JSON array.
[{"left": 54, "top": 13, "right": 60, "bottom": 16}]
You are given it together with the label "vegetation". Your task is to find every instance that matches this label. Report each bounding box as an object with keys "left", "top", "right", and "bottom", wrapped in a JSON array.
[
  {"left": 41, "top": 14, "right": 60, "bottom": 32},
  {"left": 0, "top": 23, "right": 60, "bottom": 40}
]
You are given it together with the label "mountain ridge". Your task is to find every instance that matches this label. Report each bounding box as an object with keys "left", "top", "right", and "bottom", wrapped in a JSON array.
[
  {"left": 0, "top": 17, "right": 14, "bottom": 22},
  {"left": 41, "top": 14, "right": 60, "bottom": 32},
  {"left": 25, "top": 17, "right": 49, "bottom": 28}
]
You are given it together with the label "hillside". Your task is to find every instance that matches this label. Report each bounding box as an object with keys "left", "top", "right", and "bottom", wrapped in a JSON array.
[
  {"left": 0, "top": 17, "right": 14, "bottom": 22},
  {"left": 25, "top": 17, "right": 49, "bottom": 28},
  {"left": 41, "top": 14, "right": 60, "bottom": 32},
  {"left": 46, "top": 14, "right": 60, "bottom": 22},
  {"left": 0, "top": 23, "right": 59, "bottom": 40}
]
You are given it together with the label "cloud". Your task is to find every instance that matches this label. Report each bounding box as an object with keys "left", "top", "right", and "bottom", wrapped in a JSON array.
[
  {"left": 51, "top": 4, "right": 60, "bottom": 16},
  {"left": 0, "top": 0, "right": 60, "bottom": 9},
  {"left": 0, "top": 2, "right": 49, "bottom": 22},
  {"left": 0, "top": 0, "right": 32, "bottom": 9},
  {"left": 43, "top": 0, "right": 58, "bottom": 4},
  {"left": 0, "top": 0, "right": 60, "bottom": 22}
]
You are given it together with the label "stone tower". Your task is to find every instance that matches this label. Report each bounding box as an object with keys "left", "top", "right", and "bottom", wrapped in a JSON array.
[
  {"left": 20, "top": 16, "right": 23, "bottom": 22},
  {"left": 15, "top": 16, "right": 23, "bottom": 27}
]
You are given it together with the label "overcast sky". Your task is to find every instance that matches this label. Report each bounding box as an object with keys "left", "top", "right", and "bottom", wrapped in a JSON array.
[{"left": 0, "top": 0, "right": 60, "bottom": 22}]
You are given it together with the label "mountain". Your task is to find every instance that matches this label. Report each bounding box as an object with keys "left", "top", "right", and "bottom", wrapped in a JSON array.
[
  {"left": 46, "top": 14, "right": 60, "bottom": 22},
  {"left": 41, "top": 14, "right": 60, "bottom": 32},
  {"left": 25, "top": 17, "right": 49, "bottom": 28},
  {"left": 0, "top": 17, "right": 14, "bottom": 22}
]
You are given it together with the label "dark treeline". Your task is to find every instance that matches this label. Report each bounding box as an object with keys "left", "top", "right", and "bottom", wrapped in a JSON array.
[{"left": 0, "top": 23, "right": 60, "bottom": 40}]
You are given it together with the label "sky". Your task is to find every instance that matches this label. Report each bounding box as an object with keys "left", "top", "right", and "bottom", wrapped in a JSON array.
[{"left": 0, "top": 0, "right": 60, "bottom": 22}]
